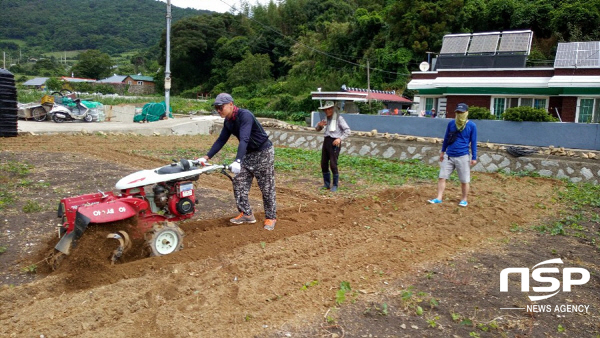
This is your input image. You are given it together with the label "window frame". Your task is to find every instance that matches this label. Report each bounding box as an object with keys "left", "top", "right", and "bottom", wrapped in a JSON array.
[
  {"left": 490, "top": 96, "right": 549, "bottom": 118},
  {"left": 576, "top": 97, "right": 600, "bottom": 123}
]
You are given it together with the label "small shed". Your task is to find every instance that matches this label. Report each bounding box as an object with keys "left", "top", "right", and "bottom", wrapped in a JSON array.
[
  {"left": 22, "top": 77, "right": 49, "bottom": 89},
  {"left": 123, "top": 75, "right": 155, "bottom": 95}
]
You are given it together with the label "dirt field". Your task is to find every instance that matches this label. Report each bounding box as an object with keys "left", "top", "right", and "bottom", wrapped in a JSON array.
[{"left": 0, "top": 133, "right": 598, "bottom": 337}]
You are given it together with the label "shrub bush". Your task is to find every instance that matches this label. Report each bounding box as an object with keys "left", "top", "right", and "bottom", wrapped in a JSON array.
[
  {"left": 356, "top": 101, "right": 385, "bottom": 115},
  {"left": 253, "top": 110, "right": 288, "bottom": 120},
  {"left": 245, "top": 97, "right": 270, "bottom": 112},
  {"left": 468, "top": 106, "right": 495, "bottom": 120},
  {"left": 289, "top": 111, "right": 309, "bottom": 122},
  {"left": 272, "top": 94, "right": 294, "bottom": 111},
  {"left": 502, "top": 106, "right": 558, "bottom": 122},
  {"left": 179, "top": 86, "right": 203, "bottom": 99}
]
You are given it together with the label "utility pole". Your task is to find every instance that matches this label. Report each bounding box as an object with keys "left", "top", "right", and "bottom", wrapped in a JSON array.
[
  {"left": 164, "top": 0, "right": 172, "bottom": 119},
  {"left": 367, "top": 59, "right": 371, "bottom": 108}
]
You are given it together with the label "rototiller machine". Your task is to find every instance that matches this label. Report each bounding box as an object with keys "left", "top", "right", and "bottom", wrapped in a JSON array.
[{"left": 46, "top": 159, "right": 231, "bottom": 268}]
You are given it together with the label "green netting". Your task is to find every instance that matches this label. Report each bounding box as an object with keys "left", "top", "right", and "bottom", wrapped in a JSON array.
[
  {"left": 61, "top": 97, "right": 76, "bottom": 107},
  {"left": 81, "top": 100, "right": 102, "bottom": 108},
  {"left": 133, "top": 101, "right": 173, "bottom": 122}
]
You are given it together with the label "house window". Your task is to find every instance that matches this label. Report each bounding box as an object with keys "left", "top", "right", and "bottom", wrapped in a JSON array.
[
  {"left": 577, "top": 98, "right": 600, "bottom": 123},
  {"left": 492, "top": 98, "right": 506, "bottom": 118},
  {"left": 491, "top": 97, "right": 549, "bottom": 118},
  {"left": 425, "top": 98, "right": 434, "bottom": 111},
  {"left": 533, "top": 98, "right": 547, "bottom": 109},
  {"left": 137, "top": 81, "right": 143, "bottom": 85},
  {"left": 128, "top": 81, "right": 132, "bottom": 85}
]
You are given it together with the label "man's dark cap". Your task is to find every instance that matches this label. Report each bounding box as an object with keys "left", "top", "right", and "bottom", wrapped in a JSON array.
[
  {"left": 213, "top": 93, "right": 233, "bottom": 106},
  {"left": 455, "top": 103, "right": 468, "bottom": 112}
]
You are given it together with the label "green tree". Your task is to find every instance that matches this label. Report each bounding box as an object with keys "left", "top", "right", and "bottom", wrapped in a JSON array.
[
  {"left": 45, "top": 77, "right": 63, "bottom": 91},
  {"left": 71, "top": 50, "right": 113, "bottom": 80},
  {"left": 225, "top": 52, "right": 274, "bottom": 94},
  {"left": 32, "top": 59, "right": 66, "bottom": 77},
  {"left": 551, "top": 1, "right": 600, "bottom": 41}
]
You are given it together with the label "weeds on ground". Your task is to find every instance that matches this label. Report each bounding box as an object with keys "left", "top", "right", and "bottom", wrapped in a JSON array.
[
  {"left": 335, "top": 281, "right": 354, "bottom": 305},
  {"left": 0, "top": 246, "right": 7, "bottom": 254},
  {"left": 274, "top": 148, "right": 440, "bottom": 186},
  {"left": 539, "top": 182, "right": 600, "bottom": 250},
  {"left": 503, "top": 170, "right": 541, "bottom": 178},
  {"left": 0, "top": 160, "right": 33, "bottom": 210},
  {"left": 363, "top": 302, "right": 389, "bottom": 316},
  {"left": 301, "top": 280, "right": 319, "bottom": 290},
  {"left": 398, "top": 286, "right": 439, "bottom": 316},
  {"left": 22, "top": 200, "right": 44, "bottom": 213},
  {"left": 21, "top": 264, "right": 37, "bottom": 274}
]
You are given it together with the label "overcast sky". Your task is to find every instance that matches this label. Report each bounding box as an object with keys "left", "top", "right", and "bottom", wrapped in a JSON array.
[{"left": 159, "top": 0, "right": 274, "bottom": 13}]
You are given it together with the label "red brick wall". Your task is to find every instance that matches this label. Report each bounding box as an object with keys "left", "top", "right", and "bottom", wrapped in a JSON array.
[
  {"left": 559, "top": 97, "right": 578, "bottom": 122},
  {"left": 446, "top": 96, "right": 490, "bottom": 118}
]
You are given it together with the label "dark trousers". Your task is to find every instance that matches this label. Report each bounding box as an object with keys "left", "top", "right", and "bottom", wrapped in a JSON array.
[{"left": 321, "top": 136, "right": 341, "bottom": 175}]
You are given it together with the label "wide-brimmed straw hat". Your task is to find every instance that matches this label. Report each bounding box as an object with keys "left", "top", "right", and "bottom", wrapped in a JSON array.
[{"left": 318, "top": 101, "right": 335, "bottom": 110}]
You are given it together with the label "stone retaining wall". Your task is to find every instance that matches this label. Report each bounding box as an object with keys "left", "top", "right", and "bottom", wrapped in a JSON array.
[
  {"left": 209, "top": 122, "right": 600, "bottom": 184},
  {"left": 273, "top": 129, "right": 600, "bottom": 184}
]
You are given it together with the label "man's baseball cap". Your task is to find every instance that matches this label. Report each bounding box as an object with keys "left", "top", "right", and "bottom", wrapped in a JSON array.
[
  {"left": 455, "top": 103, "right": 468, "bottom": 112},
  {"left": 213, "top": 93, "right": 233, "bottom": 106}
]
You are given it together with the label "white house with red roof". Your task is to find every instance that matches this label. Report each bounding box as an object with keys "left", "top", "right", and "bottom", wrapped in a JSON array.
[{"left": 311, "top": 86, "right": 413, "bottom": 114}]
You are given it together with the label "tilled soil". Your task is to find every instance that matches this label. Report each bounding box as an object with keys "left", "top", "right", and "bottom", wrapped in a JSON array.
[{"left": 0, "top": 133, "right": 598, "bottom": 337}]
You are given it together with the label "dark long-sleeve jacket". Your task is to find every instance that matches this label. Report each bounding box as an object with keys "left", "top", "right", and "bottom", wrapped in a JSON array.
[{"left": 207, "top": 108, "right": 272, "bottom": 161}]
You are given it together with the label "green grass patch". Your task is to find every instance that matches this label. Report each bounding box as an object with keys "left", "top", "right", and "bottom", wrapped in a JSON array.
[
  {"left": 22, "top": 200, "right": 44, "bottom": 213},
  {"left": 0, "top": 160, "right": 33, "bottom": 177},
  {"left": 0, "top": 160, "right": 34, "bottom": 210},
  {"left": 559, "top": 182, "right": 600, "bottom": 209},
  {"left": 0, "top": 38, "right": 27, "bottom": 47},
  {"left": 42, "top": 50, "right": 83, "bottom": 59},
  {"left": 274, "top": 147, "right": 440, "bottom": 186},
  {"left": 533, "top": 182, "right": 600, "bottom": 251}
]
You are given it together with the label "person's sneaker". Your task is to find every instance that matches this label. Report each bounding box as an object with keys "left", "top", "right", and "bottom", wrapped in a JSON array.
[
  {"left": 230, "top": 213, "right": 256, "bottom": 224},
  {"left": 428, "top": 198, "right": 442, "bottom": 204},
  {"left": 263, "top": 219, "right": 277, "bottom": 231},
  {"left": 458, "top": 200, "right": 468, "bottom": 207}
]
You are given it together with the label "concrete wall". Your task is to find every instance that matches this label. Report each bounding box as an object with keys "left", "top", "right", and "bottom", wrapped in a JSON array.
[
  {"left": 311, "top": 112, "right": 600, "bottom": 150},
  {"left": 104, "top": 105, "right": 137, "bottom": 122},
  {"left": 263, "top": 128, "right": 600, "bottom": 184}
]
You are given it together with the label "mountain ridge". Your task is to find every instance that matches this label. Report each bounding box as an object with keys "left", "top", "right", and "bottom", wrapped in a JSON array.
[{"left": 0, "top": 0, "right": 208, "bottom": 54}]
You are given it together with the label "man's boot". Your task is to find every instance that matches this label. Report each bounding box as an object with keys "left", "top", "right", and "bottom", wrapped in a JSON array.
[
  {"left": 331, "top": 174, "right": 339, "bottom": 192},
  {"left": 321, "top": 172, "right": 331, "bottom": 189}
]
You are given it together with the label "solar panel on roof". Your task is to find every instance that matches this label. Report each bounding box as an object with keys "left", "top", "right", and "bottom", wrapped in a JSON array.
[
  {"left": 498, "top": 31, "right": 532, "bottom": 53},
  {"left": 440, "top": 35, "right": 470, "bottom": 55},
  {"left": 468, "top": 33, "right": 500, "bottom": 54},
  {"left": 554, "top": 41, "right": 600, "bottom": 68}
]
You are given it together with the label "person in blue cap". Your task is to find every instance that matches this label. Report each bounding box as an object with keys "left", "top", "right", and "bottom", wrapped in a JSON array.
[
  {"left": 428, "top": 103, "right": 477, "bottom": 207},
  {"left": 199, "top": 93, "right": 277, "bottom": 230}
]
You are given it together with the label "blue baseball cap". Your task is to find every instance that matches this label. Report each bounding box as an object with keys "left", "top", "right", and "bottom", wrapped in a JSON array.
[
  {"left": 455, "top": 103, "right": 468, "bottom": 112},
  {"left": 213, "top": 93, "right": 233, "bottom": 106}
]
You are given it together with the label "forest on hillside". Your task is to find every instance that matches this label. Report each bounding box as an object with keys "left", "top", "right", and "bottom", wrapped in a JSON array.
[
  {"left": 155, "top": 0, "right": 600, "bottom": 111},
  {"left": 4, "top": 0, "right": 600, "bottom": 113},
  {"left": 0, "top": 0, "right": 205, "bottom": 54}
]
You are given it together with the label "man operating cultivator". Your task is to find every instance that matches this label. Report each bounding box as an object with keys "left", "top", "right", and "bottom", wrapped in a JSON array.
[{"left": 46, "top": 159, "right": 232, "bottom": 269}]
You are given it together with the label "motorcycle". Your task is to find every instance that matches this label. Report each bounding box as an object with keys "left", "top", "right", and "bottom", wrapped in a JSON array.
[{"left": 49, "top": 98, "right": 94, "bottom": 123}]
